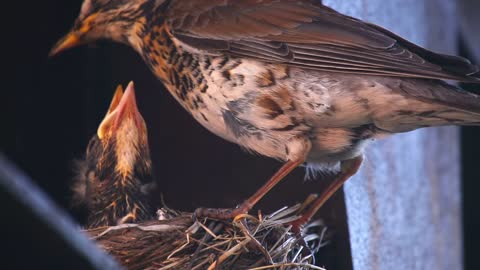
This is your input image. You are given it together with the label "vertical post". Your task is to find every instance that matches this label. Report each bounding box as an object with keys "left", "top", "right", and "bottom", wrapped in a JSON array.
[
  {"left": 323, "top": 0, "right": 463, "bottom": 269},
  {"left": 458, "top": 0, "right": 480, "bottom": 62}
]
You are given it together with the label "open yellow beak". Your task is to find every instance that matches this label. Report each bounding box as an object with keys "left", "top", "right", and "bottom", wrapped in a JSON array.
[
  {"left": 97, "top": 82, "right": 144, "bottom": 140},
  {"left": 106, "top": 85, "right": 125, "bottom": 115},
  {"left": 49, "top": 32, "right": 82, "bottom": 57}
]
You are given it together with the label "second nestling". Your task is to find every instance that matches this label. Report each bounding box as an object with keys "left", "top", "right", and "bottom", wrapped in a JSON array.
[{"left": 72, "top": 82, "right": 157, "bottom": 228}]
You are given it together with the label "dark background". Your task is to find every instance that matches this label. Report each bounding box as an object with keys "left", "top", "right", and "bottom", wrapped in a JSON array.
[{"left": 3, "top": 1, "right": 479, "bottom": 269}]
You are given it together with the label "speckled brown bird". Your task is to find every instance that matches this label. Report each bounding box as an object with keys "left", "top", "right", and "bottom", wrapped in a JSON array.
[
  {"left": 73, "top": 82, "right": 156, "bottom": 228},
  {"left": 53, "top": 0, "right": 480, "bottom": 231}
]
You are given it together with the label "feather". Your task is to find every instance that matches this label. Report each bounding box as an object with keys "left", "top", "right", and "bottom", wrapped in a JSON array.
[{"left": 166, "top": 0, "right": 480, "bottom": 82}]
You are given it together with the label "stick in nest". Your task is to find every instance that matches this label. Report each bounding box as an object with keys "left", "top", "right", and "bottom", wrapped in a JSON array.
[{"left": 86, "top": 202, "right": 329, "bottom": 270}]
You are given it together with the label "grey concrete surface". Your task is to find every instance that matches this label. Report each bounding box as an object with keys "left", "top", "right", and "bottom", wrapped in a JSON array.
[
  {"left": 458, "top": 0, "right": 480, "bottom": 63},
  {"left": 322, "top": 1, "right": 463, "bottom": 269}
]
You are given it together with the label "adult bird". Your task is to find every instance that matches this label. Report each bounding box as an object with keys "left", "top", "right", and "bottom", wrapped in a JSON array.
[
  {"left": 73, "top": 82, "right": 156, "bottom": 228},
  {"left": 53, "top": 0, "right": 480, "bottom": 231}
]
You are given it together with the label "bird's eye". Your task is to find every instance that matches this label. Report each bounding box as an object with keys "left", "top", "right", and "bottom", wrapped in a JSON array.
[
  {"left": 79, "top": 0, "right": 113, "bottom": 19},
  {"left": 80, "top": 0, "right": 94, "bottom": 19}
]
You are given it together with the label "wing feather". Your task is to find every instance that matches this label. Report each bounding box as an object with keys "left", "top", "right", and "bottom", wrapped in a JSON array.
[{"left": 166, "top": 0, "right": 480, "bottom": 82}]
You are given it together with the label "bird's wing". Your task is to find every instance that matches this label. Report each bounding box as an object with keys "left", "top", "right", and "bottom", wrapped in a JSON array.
[{"left": 166, "top": 0, "right": 479, "bottom": 82}]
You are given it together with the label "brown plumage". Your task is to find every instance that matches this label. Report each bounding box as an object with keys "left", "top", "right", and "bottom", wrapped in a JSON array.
[
  {"left": 166, "top": 0, "right": 479, "bottom": 82},
  {"left": 73, "top": 82, "right": 156, "bottom": 228},
  {"left": 53, "top": 0, "right": 480, "bottom": 233}
]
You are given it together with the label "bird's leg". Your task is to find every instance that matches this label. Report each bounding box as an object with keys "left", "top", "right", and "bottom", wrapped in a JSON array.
[
  {"left": 194, "top": 158, "right": 304, "bottom": 220},
  {"left": 290, "top": 156, "right": 363, "bottom": 235}
]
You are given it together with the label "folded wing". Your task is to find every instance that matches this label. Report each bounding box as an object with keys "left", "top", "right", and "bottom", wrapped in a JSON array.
[{"left": 166, "top": 0, "right": 479, "bottom": 82}]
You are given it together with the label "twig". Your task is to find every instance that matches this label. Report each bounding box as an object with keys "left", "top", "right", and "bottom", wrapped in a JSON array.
[{"left": 207, "top": 238, "right": 252, "bottom": 270}]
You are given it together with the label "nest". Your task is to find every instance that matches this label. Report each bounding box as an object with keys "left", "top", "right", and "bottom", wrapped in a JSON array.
[{"left": 86, "top": 201, "right": 329, "bottom": 270}]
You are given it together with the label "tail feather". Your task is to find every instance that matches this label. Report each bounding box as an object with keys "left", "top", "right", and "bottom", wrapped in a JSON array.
[
  {"left": 396, "top": 79, "right": 480, "bottom": 115},
  {"left": 374, "top": 78, "right": 480, "bottom": 133}
]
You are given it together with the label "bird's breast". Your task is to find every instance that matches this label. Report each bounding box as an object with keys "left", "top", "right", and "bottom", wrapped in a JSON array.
[{"left": 141, "top": 31, "right": 389, "bottom": 162}]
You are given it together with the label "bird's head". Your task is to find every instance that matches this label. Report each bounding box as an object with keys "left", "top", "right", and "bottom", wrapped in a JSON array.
[
  {"left": 50, "top": 0, "right": 168, "bottom": 56},
  {"left": 96, "top": 81, "right": 150, "bottom": 180},
  {"left": 73, "top": 81, "right": 155, "bottom": 227}
]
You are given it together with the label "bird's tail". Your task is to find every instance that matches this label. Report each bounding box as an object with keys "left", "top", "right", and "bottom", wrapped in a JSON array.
[{"left": 375, "top": 79, "right": 480, "bottom": 133}]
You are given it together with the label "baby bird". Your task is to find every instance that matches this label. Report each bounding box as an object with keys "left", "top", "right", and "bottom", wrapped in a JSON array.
[{"left": 73, "top": 82, "right": 156, "bottom": 228}]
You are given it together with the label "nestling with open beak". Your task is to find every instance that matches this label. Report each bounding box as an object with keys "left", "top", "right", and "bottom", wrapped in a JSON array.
[
  {"left": 54, "top": 0, "right": 480, "bottom": 233},
  {"left": 73, "top": 82, "right": 156, "bottom": 228}
]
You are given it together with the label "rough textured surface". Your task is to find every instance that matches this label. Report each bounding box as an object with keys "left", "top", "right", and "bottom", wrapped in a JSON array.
[
  {"left": 458, "top": 0, "right": 480, "bottom": 62},
  {"left": 323, "top": 1, "right": 463, "bottom": 269}
]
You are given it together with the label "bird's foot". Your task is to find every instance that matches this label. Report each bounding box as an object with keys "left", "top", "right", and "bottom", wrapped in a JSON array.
[
  {"left": 284, "top": 194, "right": 321, "bottom": 259},
  {"left": 289, "top": 216, "right": 308, "bottom": 237},
  {"left": 287, "top": 216, "right": 320, "bottom": 261}
]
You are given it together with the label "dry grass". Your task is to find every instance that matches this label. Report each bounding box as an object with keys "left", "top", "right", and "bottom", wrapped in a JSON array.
[{"left": 86, "top": 200, "right": 328, "bottom": 270}]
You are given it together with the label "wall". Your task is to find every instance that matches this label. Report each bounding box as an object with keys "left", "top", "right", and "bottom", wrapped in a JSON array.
[
  {"left": 322, "top": 1, "right": 463, "bottom": 269},
  {"left": 458, "top": 0, "right": 480, "bottom": 63}
]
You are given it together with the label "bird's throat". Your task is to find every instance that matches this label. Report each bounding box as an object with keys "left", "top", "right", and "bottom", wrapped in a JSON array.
[{"left": 132, "top": 22, "right": 208, "bottom": 110}]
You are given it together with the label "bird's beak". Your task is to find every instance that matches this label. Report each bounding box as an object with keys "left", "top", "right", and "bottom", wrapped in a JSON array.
[
  {"left": 49, "top": 13, "right": 98, "bottom": 57},
  {"left": 106, "top": 85, "right": 124, "bottom": 115},
  {"left": 113, "top": 81, "right": 142, "bottom": 131},
  {"left": 98, "top": 82, "right": 145, "bottom": 139},
  {"left": 49, "top": 32, "right": 83, "bottom": 57}
]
